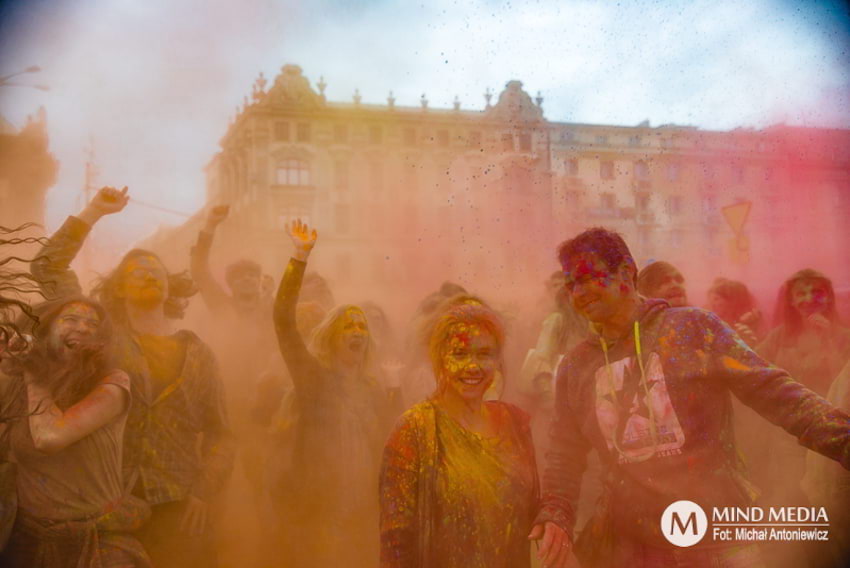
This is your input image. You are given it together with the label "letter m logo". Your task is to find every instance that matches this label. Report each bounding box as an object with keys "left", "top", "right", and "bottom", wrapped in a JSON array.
[{"left": 670, "top": 512, "right": 699, "bottom": 535}]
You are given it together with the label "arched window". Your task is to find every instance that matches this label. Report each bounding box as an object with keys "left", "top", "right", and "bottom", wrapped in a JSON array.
[{"left": 275, "top": 159, "right": 311, "bottom": 186}]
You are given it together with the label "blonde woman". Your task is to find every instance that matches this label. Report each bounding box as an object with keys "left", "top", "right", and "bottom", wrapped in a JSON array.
[{"left": 271, "top": 219, "right": 395, "bottom": 568}]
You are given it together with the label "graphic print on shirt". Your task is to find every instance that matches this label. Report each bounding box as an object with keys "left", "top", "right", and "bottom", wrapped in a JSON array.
[{"left": 594, "top": 352, "right": 685, "bottom": 463}]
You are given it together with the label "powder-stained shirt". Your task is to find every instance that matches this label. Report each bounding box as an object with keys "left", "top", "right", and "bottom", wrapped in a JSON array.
[
  {"left": 31, "top": 216, "right": 235, "bottom": 506},
  {"left": 535, "top": 299, "right": 850, "bottom": 546},
  {"left": 380, "top": 400, "right": 539, "bottom": 568},
  {"left": 11, "top": 371, "right": 131, "bottom": 521}
]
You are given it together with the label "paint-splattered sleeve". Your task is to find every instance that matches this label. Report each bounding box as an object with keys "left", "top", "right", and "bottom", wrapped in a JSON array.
[
  {"left": 30, "top": 215, "right": 89, "bottom": 299},
  {"left": 189, "top": 229, "right": 232, "bottom": 315},
  {"left": 535, "top": 351, "right": 593, "bottom": 540},
  {"left": 380, "top": 410, "right": 422, "bottom": 568},
  {"left": 273, "top": 258, "right": 324, "bottom": 397},
  {"left": 192, "top": 345, "right": 236, "bottom": 501},
  {"left": 701, "top": 310, "right": 850, "bottom": 470}
]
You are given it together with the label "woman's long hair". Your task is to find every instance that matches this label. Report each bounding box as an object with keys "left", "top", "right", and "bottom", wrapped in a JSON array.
[
  {"left": 90, "top": 248, "right": 197, "bottom": 325},
  {"left": 20, "top": 297, "right": 115, "bottom": 410}
]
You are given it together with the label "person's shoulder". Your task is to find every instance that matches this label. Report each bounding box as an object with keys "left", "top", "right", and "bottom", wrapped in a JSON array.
[{"left": 100, "top": 369, "right": 132, "bottom": 394}]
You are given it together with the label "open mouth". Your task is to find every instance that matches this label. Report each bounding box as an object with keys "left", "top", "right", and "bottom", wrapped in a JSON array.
[{"left": 458, "top": 375, "right": 484, "bottom": 385}]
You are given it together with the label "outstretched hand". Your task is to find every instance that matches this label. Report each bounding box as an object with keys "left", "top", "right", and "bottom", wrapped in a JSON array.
[
  {"left": 78, "top": 186, "right": 129, "bottom": 226},
  {"left": 205, "top": 205, "right": 230, "bottom": 232},
  {"left": 287, "top": 218, "right": 317, "bottom": 262}
]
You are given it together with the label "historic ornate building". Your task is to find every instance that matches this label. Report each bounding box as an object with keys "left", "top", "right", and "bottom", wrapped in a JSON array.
[{"left": 142, "top": 64, "right": 850, "bottom": 302}]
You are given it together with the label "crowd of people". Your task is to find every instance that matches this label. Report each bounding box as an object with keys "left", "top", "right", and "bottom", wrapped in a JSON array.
[{"left": 1, "top": 185, "right": 849, "bottom": 568}]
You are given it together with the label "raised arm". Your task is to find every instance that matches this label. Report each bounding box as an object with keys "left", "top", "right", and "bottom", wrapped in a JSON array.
[
  {"left": 32, "top": 186, "right": 129, "bottom": 299},
  {"left": 26, "top": 369, "right": 130, "bottom": 455},
  {"left": 704, "top": 311, "right": 850, "bottom": 469},
  {"left": 273, "top": 219, "right": 323, "bottom": 396},
  {"left": 189, "top": 205, "right": 232, "bottom": 314}
]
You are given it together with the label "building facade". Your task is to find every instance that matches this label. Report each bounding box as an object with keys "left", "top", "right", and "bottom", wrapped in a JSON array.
[{"left": 142, "top": 64, "right": 850, "bottom": 305}]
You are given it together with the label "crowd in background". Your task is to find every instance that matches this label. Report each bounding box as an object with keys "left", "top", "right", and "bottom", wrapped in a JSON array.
[{"left": 1, "top": 185, "right": 849, "bottom": 568}]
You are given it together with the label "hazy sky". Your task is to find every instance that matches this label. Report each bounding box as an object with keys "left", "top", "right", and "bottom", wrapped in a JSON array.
[{"left": 1, "top": 0, "right": 848, "bottom": 254}]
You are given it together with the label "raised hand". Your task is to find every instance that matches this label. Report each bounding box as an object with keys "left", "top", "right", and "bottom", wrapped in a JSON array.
[
  {"left": 78, "top": 186, "right": 129, "bottom": 226},
  {"left": 205, "top": 205, "right": 230, "bottom": 232},
  {"left": 287, "top": 218, "right": 317, "bottom": 262}
]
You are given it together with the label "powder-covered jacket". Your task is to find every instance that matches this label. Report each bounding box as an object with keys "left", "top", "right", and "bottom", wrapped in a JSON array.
[{"left": 535, "top": 298, "right": 850, "bottom": 545}]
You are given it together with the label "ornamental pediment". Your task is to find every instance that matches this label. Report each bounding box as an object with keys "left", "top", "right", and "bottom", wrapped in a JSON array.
[
  {"left": 263, "top": 65, "right": 325, "bottom": 110},
  {"left": 486, "top": 80, "right": 543, "bottom": 123}
]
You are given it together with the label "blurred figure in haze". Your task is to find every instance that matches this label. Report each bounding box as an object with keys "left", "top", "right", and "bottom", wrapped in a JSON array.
[
  {"left": 636, "top": 260, "right": 688, "bottom": 307},
  {"left": 0, "top": 297, "right": 151, "bottom": 567},
  {"left": 271, "top": 219, "right": 395, "bottom": 568},
  {"left": 31, "top": 187, "right": 234, "bottom": 568},
  {"left": 707, "top": 277, "right": 764, "bottom": 347}
]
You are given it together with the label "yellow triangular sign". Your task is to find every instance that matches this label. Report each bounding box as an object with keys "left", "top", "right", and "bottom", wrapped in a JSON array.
[{"left": 721, "top": 201, "right": 751, "bottom": 235}]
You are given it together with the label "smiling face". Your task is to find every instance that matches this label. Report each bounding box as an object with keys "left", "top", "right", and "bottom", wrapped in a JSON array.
[
  {"left": 563, "top": 252, "right": 634, "bottom": 325},
  {"left": 119, "top": 254, "right": 168, "bottom": 309},
  {"left": 47, "top": 302, "right": 101, "bottom": 359},
  {"left": 650, "top": 266, "right": 687, "bottom": 307},
  {"left": 439, "top": 323, "right": 499, "bottom": 404},
  {"left": 791, "top": 278, "right": 830, "bottom": 318}
]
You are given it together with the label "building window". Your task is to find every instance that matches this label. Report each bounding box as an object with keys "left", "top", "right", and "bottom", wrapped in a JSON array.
[
  {"left": 666, "top": 162, "right": 680, "bottom": 182},
  {"left": 275, "top": 159, "right": 310, "bottom": 186},
  {"left": 296, "top": 123, "right": 311, "bottom": 143},
  {"left": 468, "top": 131, "right": 482, "bottom": 147},
  {"left": 601, "top": 192, "right": 616, "bottom": 210},
  {"left": 335, "top": 204, "right": 350, "bottom": 234},
  {"left": 436, "top": 129, "right": 449, "bottom": 147},
  {"left": 501, "top": 132, "right": 514, "bottom": 152},
  {"left": 403, "top": 127, "right": 417, "bottom": 146},
  {"left": 595, "top": 135, "right": 608, "bottom": 145},
  {"left": 600, "top": 160, "right": 615, "bottom": 180},
  {"left": 369, "top": 125, "right": 383, "bottom": 145},
  {"left": 628, "top": 135, "right": 641, "bottom": 147},
  {"left": 334, "top": 160, "right": 348, "bottom": 190},
  {"left": 519, "top": 132, "right": 532, "bottom": 152},
  {"left": 370, "top": 161, "right": 382, "bottom": 194},
  {"left": 634, "top": 160, "right": 649, "bottom": 180},
  {"left": 334, "top": 124, "right": 348, "bottom": 144},
  {"left": 560, "top": 130, "right": 574, "bottom": 143},
  {"left": 566, "top": 158, "right": 579, "bottom": 176},
  {"left": 274, "top": 122, "right": 289, "bottom": 142},
  {"left": 666, "top": 195, "right": 683, "bottom": 216},
  {"left": 636, "top": 193, "right": 650, "bottom": 211}
]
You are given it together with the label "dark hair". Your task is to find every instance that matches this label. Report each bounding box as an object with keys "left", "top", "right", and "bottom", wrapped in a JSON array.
[
  {"left": 637, "top": 261, "right": 682, "bottom": 297},
  {"left": 22, "top": 296, "right": 115, "bottom": 409},
  {"left": 707, "top": 278, "right": 756, "bottom": 324},
  {"left": 1, "top": 224, "right": 47, "bottom": 345},
  {"left": 773, "top": 268, "right": 839, "bottom": 336},
  {"left": 90, "top": 248, "right": 197, "bottom": 323},
  {"left": 556, "top": 227, "right": 636, "bottom": 284},
  {"left": 225, "top": 259, "right": 262, "bottom": 288}
]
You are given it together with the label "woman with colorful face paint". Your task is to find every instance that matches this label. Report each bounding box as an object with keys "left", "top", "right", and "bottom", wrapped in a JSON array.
[
  {"left": 30, "top": 187, "right": 235, "bottom": 568},
  {"left": 750, "top": 269, "right": 850, "bottom": 565},
  {"left": 271, "top": 219, "right": 396, "bottom": 568},
  {"left": 0, "top": 297, "right": 151, "bottom": 566},
  {"left": 379, "top": 302, "right": 539, "bottom": 568}
]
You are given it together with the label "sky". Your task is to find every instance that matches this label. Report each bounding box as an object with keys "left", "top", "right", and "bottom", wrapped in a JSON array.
[{"left": 0, "top": 0, "right": 848, "bottom": 255}]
